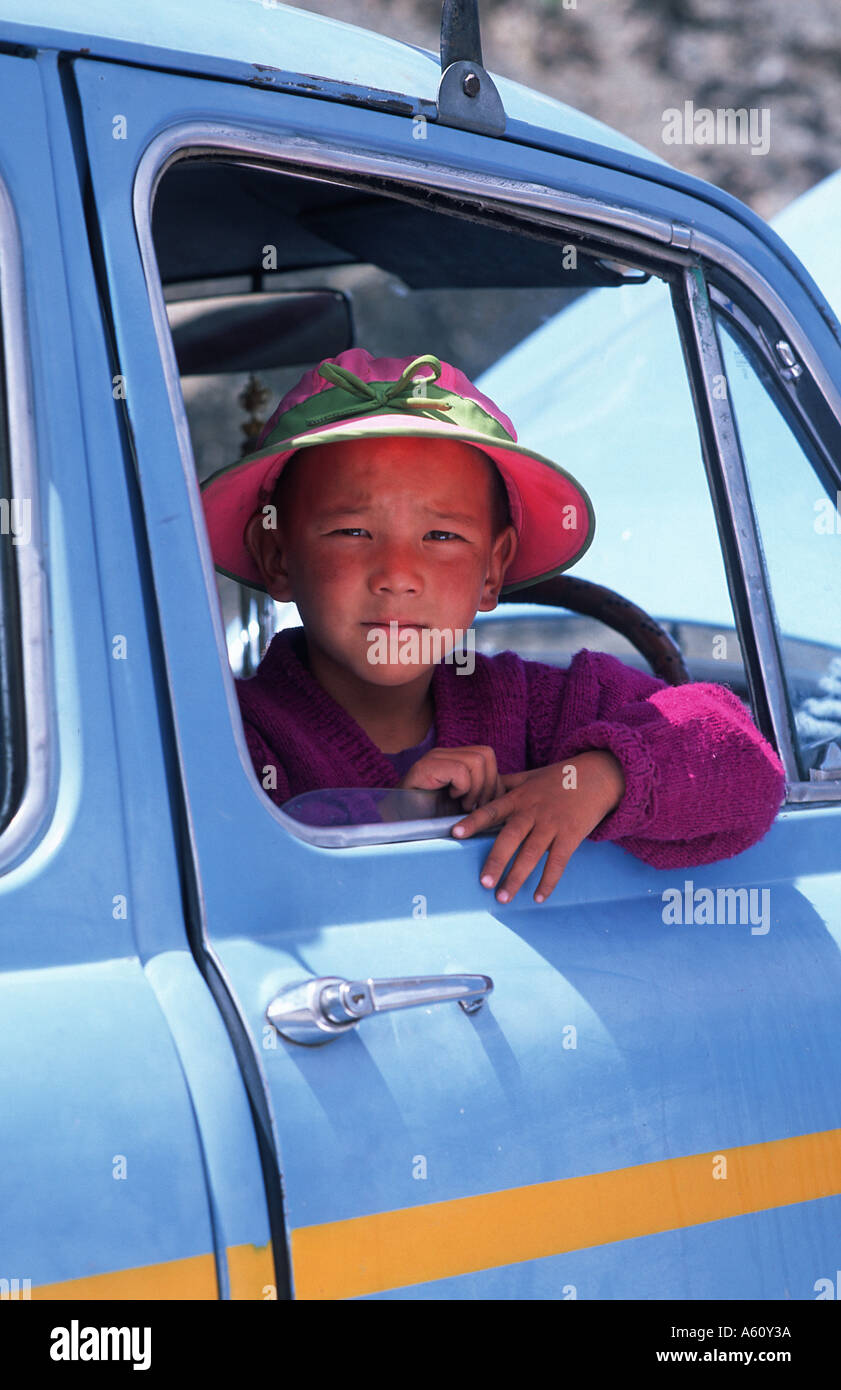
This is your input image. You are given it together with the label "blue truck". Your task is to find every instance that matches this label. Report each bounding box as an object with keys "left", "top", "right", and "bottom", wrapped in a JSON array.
[{"left": 0, "top": 0, "right": 839, "bottom": 1301}]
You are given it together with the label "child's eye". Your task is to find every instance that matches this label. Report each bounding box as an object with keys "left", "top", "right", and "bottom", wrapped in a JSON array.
[
  {"left": 425, "top": 530, "right": 465, "bottom": 542},
  {"left": 329, "top": 527, "right": 370, "bottom": 537}
]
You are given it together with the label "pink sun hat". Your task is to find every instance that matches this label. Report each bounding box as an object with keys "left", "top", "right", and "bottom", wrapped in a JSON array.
[{"left": 200, "top": 348, "right": 594, "bottom": 593}]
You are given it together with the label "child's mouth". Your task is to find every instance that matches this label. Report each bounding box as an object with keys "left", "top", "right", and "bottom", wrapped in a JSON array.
[{"left": 363, "top": 620, "right": 428, "bottom": 631}]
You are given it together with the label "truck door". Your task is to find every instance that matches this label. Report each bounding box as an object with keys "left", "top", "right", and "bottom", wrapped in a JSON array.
[{"left": 73, "top": 55, "right": 841, "bottom": 1299}]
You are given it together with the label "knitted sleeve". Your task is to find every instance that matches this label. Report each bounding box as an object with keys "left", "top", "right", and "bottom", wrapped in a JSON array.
[
  {"left": 241, "top": 718, "right": 291, "bottom": 809},
  {"left": 525, "top": 649, "right": 785, "bottom": 869}
]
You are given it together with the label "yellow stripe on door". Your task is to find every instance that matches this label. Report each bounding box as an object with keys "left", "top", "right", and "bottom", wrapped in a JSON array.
[
  {"left": 29, "top": 1243, "right": 274, "bottom": 1300},
  {"left": 292, "top": 1126, "right": 841, "bottom": 1300},
  {"left": 30, "top": 1253, "right": 217, "bottom": 1300}
]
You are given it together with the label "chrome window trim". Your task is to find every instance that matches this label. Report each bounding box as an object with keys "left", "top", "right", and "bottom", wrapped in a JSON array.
[
  {"left": 709, "top": 284, "right": 841, "bottom": 490},
  {"left": 688, "top": 227, "right": 841, "bottom": 429},
  {"left": 275, "top": 812, "right": 462, "bottom": 848},
  {"left": 0, "top": 175, "right": 54, "bottom": 872},
  {"left": 131, "top": 118, "right": 841, "bottom": 833},
  {"left": 680, "top": 267, "right": 796, "bottom": 769}
]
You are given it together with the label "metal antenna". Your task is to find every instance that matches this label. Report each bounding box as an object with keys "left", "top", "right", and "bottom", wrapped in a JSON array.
[
  {"left": 437, "top": 0, "right": 505, "bottom": 136},
  {"left": 440, "top": 0, "right": 483, "bottom": 70}
]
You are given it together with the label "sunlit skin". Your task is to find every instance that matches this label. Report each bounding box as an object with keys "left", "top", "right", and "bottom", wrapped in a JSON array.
[
  {"left": 246, "top": 435, "right": 625, "bottom": 902},
  {"left": 245, "top": 436, "right": 516, "bottom": 748}
]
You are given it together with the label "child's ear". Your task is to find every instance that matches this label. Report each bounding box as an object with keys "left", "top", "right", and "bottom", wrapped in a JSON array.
[
  {"left": 244, "top": 511, "right": 295, "bottom": 602},
  {"left": 477, "top": 524, "right": 518, "bottom": 612}
]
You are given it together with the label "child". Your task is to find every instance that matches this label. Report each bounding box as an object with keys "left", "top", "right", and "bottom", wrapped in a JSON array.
[{"left": 201, "top": 348, "right": 785, "bottom": 904}]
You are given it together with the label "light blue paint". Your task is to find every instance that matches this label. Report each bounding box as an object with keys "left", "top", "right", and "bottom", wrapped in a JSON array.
[
  {"left": 1, "top": 0, "right": 661, "bottom": 161},
  {"left": 0, "top": 50, "right": 271, "bottom": 1294}
]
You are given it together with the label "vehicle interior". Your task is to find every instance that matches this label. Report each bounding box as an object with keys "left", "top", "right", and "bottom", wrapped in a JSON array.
[{"left": 148, "top": 155, "right": 841, "bottom": 812}]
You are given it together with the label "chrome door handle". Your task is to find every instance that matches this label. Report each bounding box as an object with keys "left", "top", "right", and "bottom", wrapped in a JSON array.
[{"left": 266, "top": 973, "right": 494, "bottom": 1046}]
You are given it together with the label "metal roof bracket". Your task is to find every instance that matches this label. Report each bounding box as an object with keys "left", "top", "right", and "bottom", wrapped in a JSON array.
[{"left": 436, "top": 0, "right": 506, "bottom": 136}]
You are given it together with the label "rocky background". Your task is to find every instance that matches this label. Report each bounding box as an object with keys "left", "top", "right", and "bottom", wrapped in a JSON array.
[{"left": 290, "top": 0, "right": 841, "bottom": 219}]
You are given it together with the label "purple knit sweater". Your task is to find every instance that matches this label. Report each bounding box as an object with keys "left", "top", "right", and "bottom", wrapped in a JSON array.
[{"left": 236, "top": 626, "right": 785, "bottom": 869}]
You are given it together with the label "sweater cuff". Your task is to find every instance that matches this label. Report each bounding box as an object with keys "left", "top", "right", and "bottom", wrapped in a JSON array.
[{"left": 552, "top": 719, "right": 658, "bottom": 841}]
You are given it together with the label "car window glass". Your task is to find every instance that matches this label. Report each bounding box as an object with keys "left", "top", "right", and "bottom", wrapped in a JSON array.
[{"left": 715, "top": 315, "right": 841, "bottom": 781}]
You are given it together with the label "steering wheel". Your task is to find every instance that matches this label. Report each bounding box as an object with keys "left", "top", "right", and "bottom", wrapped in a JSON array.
[{"left": 501, "top": 575, "right": 691, "bottom": 686}]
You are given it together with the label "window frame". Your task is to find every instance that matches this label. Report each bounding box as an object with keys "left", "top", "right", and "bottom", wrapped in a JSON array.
[
  {"left": 0, "top": 173, "right": 52, "bottom": 871},
  {"left": 711, "top": 289, "right": 841, "bottom": 784},
  {"left": 708, "top": 275, "right": 841, "bottom": 493},
  {"left": 131, "top": 116, "right": 841, "bottom": 839},
  {"left": 678, "top": 265, "right": 841, "bottom": 803}
]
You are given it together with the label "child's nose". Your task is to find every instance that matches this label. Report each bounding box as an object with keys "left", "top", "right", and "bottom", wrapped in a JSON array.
[{"left": 368, "top": 541, "right": 424, "bottom": 594}]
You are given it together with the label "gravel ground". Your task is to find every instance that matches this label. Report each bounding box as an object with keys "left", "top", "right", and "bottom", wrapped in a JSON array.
[{"left": 287, "top": 0, "right": 841, "bottom": 218}]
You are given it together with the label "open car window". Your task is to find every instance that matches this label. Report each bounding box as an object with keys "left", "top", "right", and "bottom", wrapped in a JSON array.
[{"left": 151, "top": 156, "right": 748, "bottom": 841}]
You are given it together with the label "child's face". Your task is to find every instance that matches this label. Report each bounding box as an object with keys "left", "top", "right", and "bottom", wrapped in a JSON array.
[{"left": 246, "top": 435, "right": 517, "bottom": 687}]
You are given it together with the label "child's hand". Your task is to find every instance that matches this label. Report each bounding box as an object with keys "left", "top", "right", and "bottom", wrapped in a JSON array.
[
  {"left": 398, "top": 745, "right": 503, "bottom": 811},
  {"left": 451, "top": 751, "right": 626, "bottom": 903}
]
